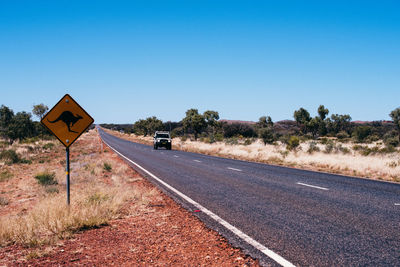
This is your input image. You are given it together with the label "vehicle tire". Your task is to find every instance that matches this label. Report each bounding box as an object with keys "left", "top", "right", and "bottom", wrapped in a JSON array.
[
  {"left": 154, "top": 145, "right": 157, "bottom": 150},
  {"left": 167, "top": 144, "right": 172, "bottom": 150}
]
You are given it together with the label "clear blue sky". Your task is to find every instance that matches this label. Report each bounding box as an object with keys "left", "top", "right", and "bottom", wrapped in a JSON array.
[{"left": 1, "top": 0, "right": 399, "bottom": 123}]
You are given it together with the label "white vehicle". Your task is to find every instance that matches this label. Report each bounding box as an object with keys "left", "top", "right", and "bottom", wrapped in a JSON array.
[{"left": 153, "top": 131, "right": 172, "bottom": 150}]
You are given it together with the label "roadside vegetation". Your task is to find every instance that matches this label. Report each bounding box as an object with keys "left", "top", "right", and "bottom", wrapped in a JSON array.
[
  {"left": 102, "top": 105, "right": 400, "bottom": 182},
  {"left": 0, "top": 129, "right": 156, "bottom": 247}
]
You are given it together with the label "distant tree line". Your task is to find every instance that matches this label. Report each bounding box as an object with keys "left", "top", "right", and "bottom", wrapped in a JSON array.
[
  {"left": 0, "top": 104, "right": 52, "bottom": 144},
  {"left": 101, "top": 105, "right": 400, "bottom": 148}
]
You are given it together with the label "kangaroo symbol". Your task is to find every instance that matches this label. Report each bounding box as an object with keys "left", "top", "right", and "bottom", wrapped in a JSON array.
[{"left": 47, "top": 111, "right": 83, "bottom": 133}]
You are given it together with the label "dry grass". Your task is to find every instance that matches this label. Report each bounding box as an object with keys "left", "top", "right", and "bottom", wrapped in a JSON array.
[
  {"left": 0, "top": 130, "right": 158, "bottom": 247},
  {"left": 106, "top": 129, "right": 400, "bottom": 182}
]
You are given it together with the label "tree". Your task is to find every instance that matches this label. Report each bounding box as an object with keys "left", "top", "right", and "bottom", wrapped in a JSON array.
[
  {"left": 133, "top": 116, "right": 163, "bottom": 136},
  {"left": 307, "top": 117, "right": 320, "bottom": 138},
  {"left": 390, "top": 108, "right": 400, "bottom": 142},
  {"left": 133, "top": 119, "right": 147, "bottom": 136},
  {"left": 182, "top": 109, "right": 206, "bottom": 140},
  {"left": 294, "top": 108, "right": 311, "bottom": 133},
  {"left": 0, "top": 105, "right": 14, "bottom": 140},
  {"left": 257, "top": 116, "right": 273, "bottom": 129},
  {"left": 203, "top": 110, "right": 219, "bottom": 126},
  {"left": 7, "top": 112, "right": 35, "bottom": 143},
  {"left": 32, "top": 103, "right": 49, "bottom": 120},
  {"left": 145, "top": 116, "right": 163, "bottom": 135},
  {"left": 352, "top": 126, "right": 372, "bottom": 143},
  {"left": 328, "top": 114, "right": 352, "bottom": 134},
  {"left": 317, "top": 105, "right": 329, "bottom": 120},
  {"left": 294, "top": 108, "right": 311, "bottom": 124}
]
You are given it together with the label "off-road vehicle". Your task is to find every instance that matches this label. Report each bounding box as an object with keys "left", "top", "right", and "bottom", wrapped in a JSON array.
[{"left": 153, "top": 131, "right": 172, "bottom": 150}]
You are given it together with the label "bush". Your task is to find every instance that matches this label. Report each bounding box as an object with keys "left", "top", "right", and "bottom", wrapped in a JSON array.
[
  {"left": 103, "top": 162, "right": 112, "bottom": 172},
  {"left": 307, "top": 141, "right": 320, "bottom": 154},
  {"left": 45, "top": 186, "right": 59, "bottom": 194},
  {"left": 0, "top": 171, "right": 13, "bottom": 182},
  {"left": 336, "top": 131, "right": 350, "bottom": 139},
  {"left": 225, "top": 137, "right": 239, "bottom": 145},
  {"left": 223, "top": 123, "right": 257, "bottom": 138},
  {"left": 0, "top": 149, "right": 20, "bottom": 164},
  {"left": 286, "top": 136, "right": 300, "bottom": 150},
  {"left": 384, "top": 137, "right": 399, "bottom": 148},
  {"left": 214, "top": 133, "right": 224, "bottom": 142},
  {"left": 259, "top": 128, "right": 275, "bottom": 145},
  {"left": 34, "top": 171, "right": 57, "bottom": 186},
  {"left": 0, "top": 197, "right": 9, "bottom": 206},
  {"left": 42, "top": 143, "right": 55, "bottom": 150},
  {"left": 324, "top": 143, "right": 335, "bottom": 153},
  {"left": 337, "top": 144, "right": 351, "bottom": 154},
  {"left": 383, "top": 131, "right": 399, "bottom": 147},
  {"left": 352, "top": 126, "right": 372, "bottom": 143}
]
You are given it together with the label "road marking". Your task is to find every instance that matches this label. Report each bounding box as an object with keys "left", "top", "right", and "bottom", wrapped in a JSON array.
[
  {"left": 193, "top": 159, "right": 201, "bottom": 163},
  {"left": 102, "top": 137, "right": 295, "bottom": 267},
  {"left": 297, "top": 182, "right": 329, "bottom": 191},
  {"left": 227, "top": 167, "right": 242, "bottom": 172},
  {"left": 174, "top": 155, "right": 179, "bottom": 158},
  {"left": 395, "top": 203, "right": 400, "bottom": 206}
]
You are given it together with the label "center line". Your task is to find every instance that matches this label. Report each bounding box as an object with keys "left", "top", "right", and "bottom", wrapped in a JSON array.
[
  {"left": 174, "top": 155, "right": 179, "bottom": 158},
  {"left": 227, "top": 167, "right": 242, "bottom": 172},
  {"left": 395, "top": 203, "right": 400, "bottom": 206},
  {"left": 297, "top": 182, "right": 329, "bottom": 191},
  {"left": 193, "top": 159, "right": 201, "bottom": 163}
]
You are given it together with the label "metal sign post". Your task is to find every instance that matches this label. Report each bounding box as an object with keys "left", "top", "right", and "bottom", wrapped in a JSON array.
[
  {"left": 41, "top": 94, "right": 94, "bottom": 205},
  {"left": 66, "top": 147, "right": 70, "bottom": 205}
]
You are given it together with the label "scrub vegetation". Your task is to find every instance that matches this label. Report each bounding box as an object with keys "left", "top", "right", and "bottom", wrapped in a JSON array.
[
  {"left": 103, "top": 105, "right": 400, "bottom": 182},
  {"left": 0, "top": 130, "right": 156, "bottom": 247}
]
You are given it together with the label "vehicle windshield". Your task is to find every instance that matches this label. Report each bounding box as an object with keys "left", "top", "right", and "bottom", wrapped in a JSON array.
[{"left": 156, "top": 134, "right": 170, "bottom": 138}]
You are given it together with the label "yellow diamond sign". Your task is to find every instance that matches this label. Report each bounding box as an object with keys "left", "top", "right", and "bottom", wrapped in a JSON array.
[{"left": 41, "top": 94, "right": 94, "bottom": 148}]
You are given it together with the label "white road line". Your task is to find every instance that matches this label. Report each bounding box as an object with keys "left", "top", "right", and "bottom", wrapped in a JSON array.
[
  {"left": 297, "top": 182, "right": 329, "bottom": 191},
  {"left": 395, "top": 203, "right": 400, "bottom": 206},
  {"left": 174, "top": 155, "right": 179, "bottom": 158},
  {"left": 102, "top": 138, "right": 295, "bottom": 267},
  {"left": 227, "top": 167, "right": 242, "bottom": 172},
  {"left": 193, "top": 159, "right": 201, "bottom": 163}
]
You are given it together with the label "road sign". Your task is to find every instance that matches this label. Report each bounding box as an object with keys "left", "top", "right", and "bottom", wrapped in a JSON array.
[{"left": 41, "top": 94, "right": 94, "bottom": 148}]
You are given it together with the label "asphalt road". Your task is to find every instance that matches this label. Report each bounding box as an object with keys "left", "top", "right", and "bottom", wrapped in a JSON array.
[{"left": 98, "top": 128, "right": 400, "bottom": 266}]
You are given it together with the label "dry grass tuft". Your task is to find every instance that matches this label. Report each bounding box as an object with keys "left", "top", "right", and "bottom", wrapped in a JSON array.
[{"left": 0, "top": 129, "right": 159, "bottom": 247}]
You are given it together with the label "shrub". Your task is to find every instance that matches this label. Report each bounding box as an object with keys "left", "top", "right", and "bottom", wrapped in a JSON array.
[
  {"left": 0, "top": 149, "right": 20, "bottom": 164},
  {"left": 103, "top": 162, "right": 112, "bottom": 172},
  {"left": 225, "top": 137, "right": 239, "bottom": 145},
  {"left": 42, "top": 143, "right": 55, "bottom": 150},
  {"left": 383, "top": 131, "right": 399, "bottom": 147},
  {"left": 45, "top": 186, "right": 59, "bottom": 194},
  {"left": 223, "top": 123, "right": 257, "bottom": 138},
  {"left": 337, "top": 144, "right": 351, "bottom": 154},
  {"left": 384, "top": 137, "right": 399, "bottom": 148},
  {"left": 286, "top": 136, "right": 300, "bottom": 150},
  {"left": 214, "top": 133, "right": 224, "bottom": 142},
  {"left": 324, "top": 143, "right": 335, "bottom": 153},
  {"left": 180, "top": 136, "right": 188, "bottom": 142},
  {"left": 34, "top": 171, "right": 58, "bottom": 186},
  {"left": 0, "top": 171, "right": 14, "bottom": 182},
  {"left": 259, "top": 128, "right": 274, "bottom": 145},
  {"left": 243, "top": 139, "right": 253, "bottom": 146},
  {"left": 336, "top": 131, "right": 350, "bottom": 139},
  {"left": 352, "top": 126, "right": 372, "bottom": 143},
  {"left": 0, "top": 197, "right": 9, "bottom": 206},
  {"left": 307, "top": 141, "right": 320, "bottom": 154}
]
